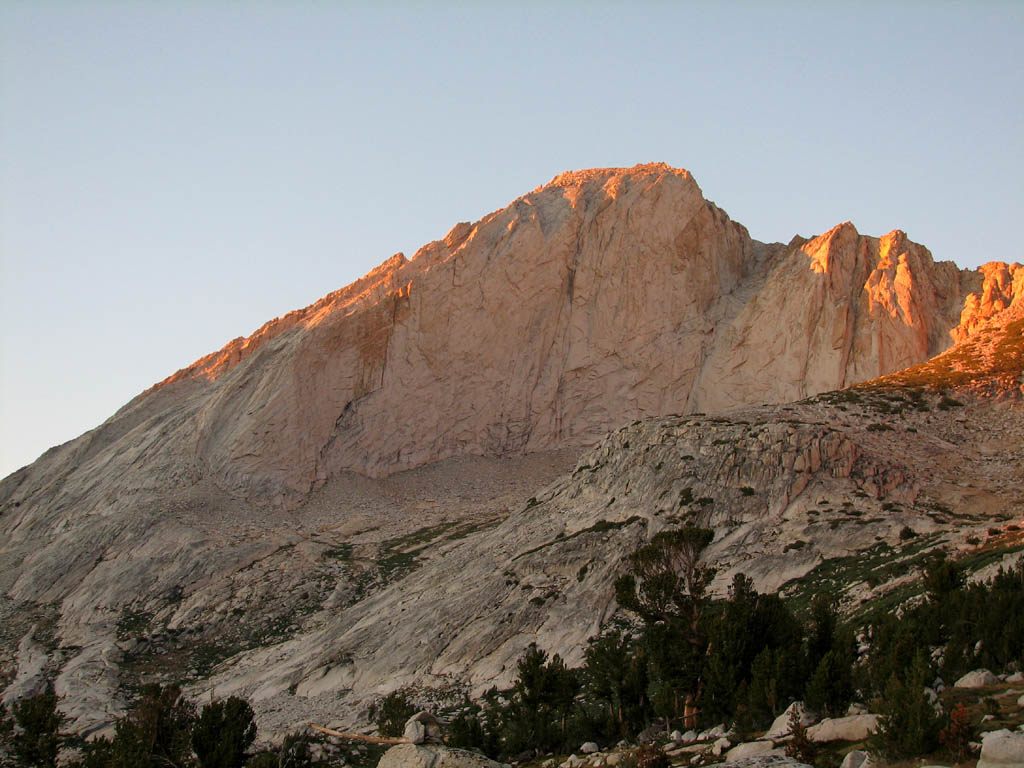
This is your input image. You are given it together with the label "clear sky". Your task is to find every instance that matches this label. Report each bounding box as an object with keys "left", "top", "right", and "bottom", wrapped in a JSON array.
[{"left": 1, "top": 2, "right": 1022, "bottom": 480}]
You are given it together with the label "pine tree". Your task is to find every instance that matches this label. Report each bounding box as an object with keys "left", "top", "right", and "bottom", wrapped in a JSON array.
[
  {"left": 193, "top": 696, "right": 257, "bottom": 768},
  {"left": 614, "top": 526, "right": 714, "bottom": 731},
  {"left": 870, "top": 651, "right": 942, "bottom": 759},
  {"left": 11, "top": 686, "right": 66, "bottom": 768}
]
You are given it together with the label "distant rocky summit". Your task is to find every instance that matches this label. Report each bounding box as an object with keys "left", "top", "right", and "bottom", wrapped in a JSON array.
[{"left": 1, "top": 163, "right": 1022, "bottom": 740}]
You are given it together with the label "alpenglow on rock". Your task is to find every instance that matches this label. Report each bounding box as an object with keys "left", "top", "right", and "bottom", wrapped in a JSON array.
[
  {"left": 7, "top": 165, "right": 1018, "bottom": 505},
  {"left": 1, "top": 163, "right": 1022, "bottom": 738}
]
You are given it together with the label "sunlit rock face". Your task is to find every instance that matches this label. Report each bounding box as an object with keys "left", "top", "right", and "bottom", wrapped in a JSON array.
[{"left": 30, "top": 163, "right": 1013, "bottom": 506}]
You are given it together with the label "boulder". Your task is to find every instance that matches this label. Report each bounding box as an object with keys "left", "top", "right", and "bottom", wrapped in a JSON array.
[
  {"left": 699, "top": 724, "right": 728, "bottom": 741},
  {"left": 807, "top": 714, "right": 878, "bottom": 743},
  {"left": 765, "top": 702, "right": 815, "bottom": 740},
  {"left": 580, "top": 743, "right": 599, "bottom": 754},
  {"left": 669, "top": 730, "right": 684, "bottom": 744},
  {"left": 403, "top": 712, "right": 444, "bottom": 745},
  {"left": 978, "top": 729, "right": 1024, "bottom": 768},
  {"left": 378, "top": 745, "right": 506, "bottom": 768},
  {"left": 725, "top": 742, "right": 782, "bottom": 761},
  {"left": 955, "top": 669, "right": 1000, "bottom": 688},
  {"left": 838, "top": 751, "right": 872, "bottom": 768},
  {"left": 1006, "top": 671, "right": 1024, "bottom": 683},
  {"left": 806, "top": 716, "right": 880, "bottom": 745},
  {"left": 712, "top": 737, "right": 732, "bottom": 756}
]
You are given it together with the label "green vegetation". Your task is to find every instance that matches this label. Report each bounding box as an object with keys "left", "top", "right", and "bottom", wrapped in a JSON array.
[
  {"left": 443, "top": 542, "right": 1024, "bottom": 761},
  {"left": 869, "top": 652, "right": 942, "bottom": 759},
  {"left": 6, "top": 524, "right": 1023, "bottom": 767},
  {"left": 192, "top": 697, "right": 257, "bottom": 768},
  {"left": 9, "top": 685, "right": 65, "bottom": 768},
  {"left": 117, "top": 609, "right": 155, "bottom": 640},
  {"left": 369, "top": 690, "right": 418, "bottom": 738}
]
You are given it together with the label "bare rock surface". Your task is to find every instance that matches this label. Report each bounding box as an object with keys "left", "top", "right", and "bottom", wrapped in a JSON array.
[
  {"left": 2, "top": 628, "right": 48, "bottom": 705},
  {"left": 377, "top": 744, "right": 506, "bottom": 768},
  {"left": 956, "top": 669, "right": 1001, "bottom": 688},
  {"left": 978, "top": 729, "right": 1024, "bottom": 768},
  {"left": 725, "top": 742, "right": 783, "bottom": 761},
  {"left": 1, "top": 164, "right": 1023, "bottom": 738},
  {"left": 838, "top": 752, "right": 872, "bottom": 768},
  {"left": 806, "top": 714, "right": 878, "bottom": 743}
]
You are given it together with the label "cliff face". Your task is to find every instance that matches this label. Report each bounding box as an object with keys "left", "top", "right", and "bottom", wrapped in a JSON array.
[
  {"left": 1, "top": 163, "right": 1022, "bottom": 737},
  {"left": 7, "top": 164, "right": 1014, "bottom": 510}
]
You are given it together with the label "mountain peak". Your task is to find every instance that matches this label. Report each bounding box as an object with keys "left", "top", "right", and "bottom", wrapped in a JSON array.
[{"left": 543, "top": 162, "right": 691, "bottom": 189}]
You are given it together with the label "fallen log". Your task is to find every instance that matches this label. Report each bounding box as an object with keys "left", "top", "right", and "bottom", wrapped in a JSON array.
[{"left": 307, "top": 723, "right": 410, "bottom": 744}]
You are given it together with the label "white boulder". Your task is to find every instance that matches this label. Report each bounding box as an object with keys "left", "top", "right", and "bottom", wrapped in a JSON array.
[
  {"left": 807, "top": 714, "right": 879, "bottom": 743},
  {"left": 838, "top": 751, "right": 872, "bottom": 768},
  {"left": 712, "top": 737, "right": 732, "bottom": 756},
  {"left": 580, "top": 743, "right": 599, "bottom": 754},
  {"left": 978, "top": 729, "right": 1024, "bottom": 768},
  {"left": 699, "top": 723, "right": 728, "bottom": 741},
  {"left": 402, "top": 712, "right": 445, "bottom": 745},
  {"left": 955, "top": 669, "right": 1000, "bottom": 688},
  {"left": 725, "top": 742, "right": 782, "bottom": 761}
]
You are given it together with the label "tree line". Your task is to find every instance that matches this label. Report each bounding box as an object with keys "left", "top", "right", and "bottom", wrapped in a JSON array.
[{"left": 421, "top": 528, "right": 1024, "bottom": 762}]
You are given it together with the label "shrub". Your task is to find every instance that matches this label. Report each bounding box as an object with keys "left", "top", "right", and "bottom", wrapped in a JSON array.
[
  {"left": 899, "top": 526, "right": 917, "bottom": 541},
  {"left": 632, "top": 744, "right": 669, "bottom": 768},
  {"left": 939, "top": 701, "right": 974, "bottom": 761},
  {"left": 371, "top": 690, "right": 417, "bottom": 738},
  {"left": 0, "top": 700, "right": 13, "bottom": 742},
  {"left": 784, "top": 707, "right": 817, "bottom": 765}
]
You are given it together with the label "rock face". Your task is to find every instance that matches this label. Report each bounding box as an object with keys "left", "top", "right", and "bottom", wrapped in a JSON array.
[
  {"left": 1, "top": 163, "right": 1023, "bottom": 737},
  {"left": 5, "top": 165, "right": 1017, "bottom": 509}
]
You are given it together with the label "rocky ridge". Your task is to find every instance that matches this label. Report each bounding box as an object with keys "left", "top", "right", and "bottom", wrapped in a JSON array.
[{"left": 1, "top": 164, "right": 1023, "bottom": 739}]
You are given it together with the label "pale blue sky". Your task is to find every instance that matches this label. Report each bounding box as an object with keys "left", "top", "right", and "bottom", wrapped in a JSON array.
[{"left": 2, "top": 2, "right": 1022, "bottom": 479}]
